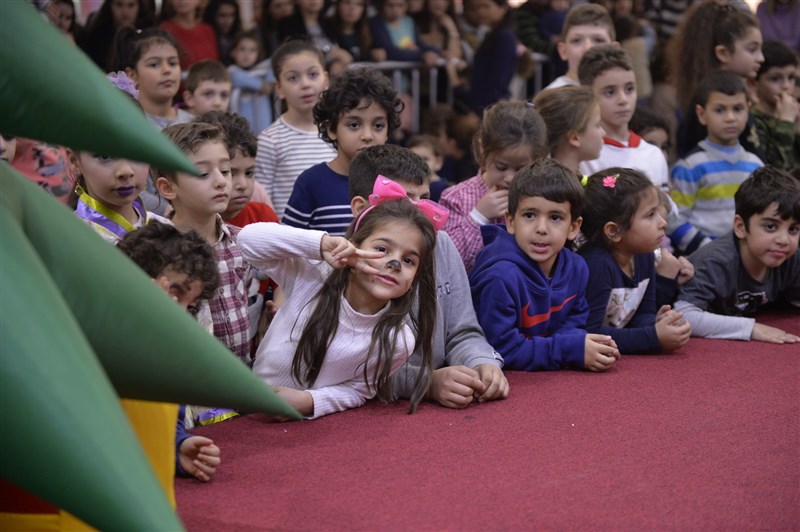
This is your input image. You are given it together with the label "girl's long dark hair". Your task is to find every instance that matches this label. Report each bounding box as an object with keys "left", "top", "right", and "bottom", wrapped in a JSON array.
[{"left": 292, "top": 200, "right": 437, "bottom": 413}]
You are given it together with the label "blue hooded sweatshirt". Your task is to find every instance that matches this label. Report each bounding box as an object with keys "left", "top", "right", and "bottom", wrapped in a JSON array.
[{"left": 469, "top": 224, "right": 590, "bottom": 371}]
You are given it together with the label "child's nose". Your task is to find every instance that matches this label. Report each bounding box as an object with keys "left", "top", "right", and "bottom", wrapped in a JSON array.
[{"left": 115, "top": 159, "right": 136, "bottom": 178}]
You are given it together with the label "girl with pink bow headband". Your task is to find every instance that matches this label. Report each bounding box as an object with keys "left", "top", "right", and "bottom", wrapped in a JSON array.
[{"left": 238, "top": 177, "right": 449, "bottom": 418}]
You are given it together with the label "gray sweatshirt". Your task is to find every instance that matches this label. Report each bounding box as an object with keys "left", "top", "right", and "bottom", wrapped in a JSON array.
[{"left": 392, "top": 231, "right": 503, "bottom": 398}]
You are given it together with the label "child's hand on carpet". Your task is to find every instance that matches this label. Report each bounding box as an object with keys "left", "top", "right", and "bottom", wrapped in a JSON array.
[
  {"left": 751, "top": 323, "right": 800, "bottom": 344},
  {"left": 475, "top": 364, "right": 509, "bottom": 403},
  {"left": 273, "top": 386, "right": 314, "bottom": 417},
  {"left": 179, "top": 436, "right": 221, "bottom": 482},
  {"left": 656, "top": 309, "right": 692, "bottom": 351},
  {"left": 584, "top": 334, "right": 620, "bottom": 372},
  {"left": 428, "top": 366, "right": 484, "bottom": 408}
]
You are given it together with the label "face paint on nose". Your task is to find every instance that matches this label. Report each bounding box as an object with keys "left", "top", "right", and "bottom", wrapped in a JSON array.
[{"left": 386, "top": 259, "right": 401, "bottom": 271}]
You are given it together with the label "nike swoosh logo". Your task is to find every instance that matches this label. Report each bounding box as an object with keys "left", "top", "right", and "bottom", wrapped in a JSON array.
[{"left": 521, "top": 294, "right": 577, "bottom": 329}]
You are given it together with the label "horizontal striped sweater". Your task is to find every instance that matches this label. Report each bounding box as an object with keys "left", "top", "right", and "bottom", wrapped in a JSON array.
[
  {"left": 255, "top": 116, "right": 337, "bottom": 220},
  {"left": 669, "top": 139, "right": 762, "bottom": 254}
]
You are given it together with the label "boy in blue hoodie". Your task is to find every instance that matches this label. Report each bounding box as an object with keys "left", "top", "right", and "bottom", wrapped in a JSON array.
[{"left": 470, "top": 159, "right": 620, "bottom": 372}]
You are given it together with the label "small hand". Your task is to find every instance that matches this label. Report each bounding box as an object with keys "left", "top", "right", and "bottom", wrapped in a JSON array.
[
  {"left": 656, "top": 311, "right": 692, "bottom": 351},
  {"left": 776, "top": 91, "right": 800, "bottom": 123},
  {"left": 273, "top": 386, "right": 314, "bottom": 417},
  {"left": 675, "top": 257, "right": 694, "bottom": 285},
  {"left": 428, "top": 366, "right": 483, "bottom": 408},
  {"left": 751, "top": 322, "right": 800, "bottom": 344},
  {"left": 584, "top": 333, "right": 620, "bottom": 372},
  {"left": 320, "top": 235, "right": 383, "bottom": 273},
  {"left": 179, "top": 436, "right": 221, "bottom": 482},
  {"left": 656, "top": 304, "right": 672, "bottom": 323},
  {"left": 474, "top": 186, "right": 509, "bottom": 220},
  {"left": 475, "top": 363, "right": 509, "bottom": 402}
]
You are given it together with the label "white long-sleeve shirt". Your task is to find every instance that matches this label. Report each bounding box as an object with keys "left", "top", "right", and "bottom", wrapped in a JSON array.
[{"left": 237, "top": 223, "right": 414, "bottom": 418}]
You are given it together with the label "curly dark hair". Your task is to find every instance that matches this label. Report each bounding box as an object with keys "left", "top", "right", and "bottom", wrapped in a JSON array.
[
  {"left": 313, "top": 67, "right": 403, "bottom": 149},
  {"left": 117, "top": 221, "right": 220, "bottom": 301}
]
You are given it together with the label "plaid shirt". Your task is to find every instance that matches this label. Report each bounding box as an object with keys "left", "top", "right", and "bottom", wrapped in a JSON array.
[
  {"left": 439, "top": 174, "right": 503, "bottom": 273},
  {"left": 209, "top": 218, "right": 254, "bottom": 363}
]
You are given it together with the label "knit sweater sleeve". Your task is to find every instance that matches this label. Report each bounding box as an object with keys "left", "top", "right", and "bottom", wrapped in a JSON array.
[
  {"left": 669, "top": 156, "right": 711, "bottom": 254},
  {"left": 308, "top": 325, "right": 415, "bottom": 418},
  {"left": 236, "top": 223, "right": 326, "bottom": 289}
]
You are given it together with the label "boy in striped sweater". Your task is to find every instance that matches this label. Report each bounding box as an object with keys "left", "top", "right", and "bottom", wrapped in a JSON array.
[{"left": 669, "top": 70, "right": 763, "bottom": 255}]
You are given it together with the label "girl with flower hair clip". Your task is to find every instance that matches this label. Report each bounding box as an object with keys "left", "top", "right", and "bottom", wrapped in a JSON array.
[
  {"left": 578, "top": 167, "right": 692, "bottom": 354},
  {"left": 237, "top": 177, "right": 448, "bottom": 418}
]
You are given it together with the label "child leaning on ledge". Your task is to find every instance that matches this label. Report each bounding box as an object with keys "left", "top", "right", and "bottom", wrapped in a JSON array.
[
  {"left": 675, "top": 166, "right": 800, "bottom": 344},
  {"left": 470, "top": 159, "right": 620, "bottom": 372}
]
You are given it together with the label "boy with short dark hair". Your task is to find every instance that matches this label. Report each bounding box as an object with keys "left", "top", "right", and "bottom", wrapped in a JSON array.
[
  {"left": 282, "top": 67, "right": 402, "bottom": 235},
  {"left": 348, "top": 144, "right": 509, "bottom": 408},
  {"left": 153, "top": 122, "right": 254, "bottom": 363},
  {"left": 751, "top": 40, "right": 799, "bottom": 172},
  {"left": 675, "top": 166, "right": 800, "bottom": 344},
  {"left": 184, "top": 60, "right": 233, "bottom": 116},
  {"left": 470, "top": 158, "right": 620, "bottom": 372},
  {"left": 669, "top": 70, "right": 764, "bottom": 255},
  {"left": 543, "top": 4, "right": 617, "bottom": 91},
  {"left": 578, "top": 45, "right": 669, "bottom": 192}
]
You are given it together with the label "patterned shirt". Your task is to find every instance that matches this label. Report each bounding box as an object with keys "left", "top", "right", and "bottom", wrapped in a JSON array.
[
  {"left": 440, "top": 174, "right": 502, "bottom": 273},
  {"left": 208, "top": 218, "right": 255, "bottom": 363}
]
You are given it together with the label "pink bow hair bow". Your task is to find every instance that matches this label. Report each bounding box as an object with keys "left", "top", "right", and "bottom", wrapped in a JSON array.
[{"left": 354, "top": 176, "right": 450, "bottom": 232}]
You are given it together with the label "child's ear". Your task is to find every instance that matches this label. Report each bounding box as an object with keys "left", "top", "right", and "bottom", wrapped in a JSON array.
[
  {"left": 433, "top": 155, "right": 444, "bottom": 173},
  {"left": 695, "top": 104, "right": 707, "bottom": 126},
  {"left": 714, "top": 44, "right": 732, "bottom": 65},
  {"left": 182, "top": 90, "right": 195, "bottom": 109},
  {"left": 505, "top": 211, "right": 516, "bottom": 233},
  {"left": 350, "top": 196, "right": 369, "bottom": 217},
  {"left": 566, "top": 129, "right": 582, "bottom": 150},
  {"left": 733, "top": 214, "right": 748, "bottom": 239},
  {"left": 274, "top": 81, "right": 285, "bottom": 101},
  {"left": 156, "top": 176, "right": 177, "bottom": 200},
  {"left": 603, "top": 221, "right": 622, "bottom": 243},
  {"left": 568, "top": 216, "right": 583, "bottom": 241},
  {"left": 556, "top": 41, "right": 568, "bottom": 62},
  {"left": 124, "top": 67, "right": 138, "bottom": 85},
  {"left": 327, "top": 124, "right": 338, "bottom": 142}
]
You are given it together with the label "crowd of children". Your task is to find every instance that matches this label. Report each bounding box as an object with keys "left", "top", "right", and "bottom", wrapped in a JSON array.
[{"left": 4, "top": 0, "right": 799, "bottom": 491}]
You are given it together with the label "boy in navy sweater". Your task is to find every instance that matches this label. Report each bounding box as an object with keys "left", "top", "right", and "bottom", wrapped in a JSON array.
[{"left": 470, "top": 159, "right": 620, "bottom": 372}]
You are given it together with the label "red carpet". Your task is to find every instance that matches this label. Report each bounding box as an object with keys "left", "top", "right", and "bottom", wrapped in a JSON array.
[{"left": 176, "top": 313, "right": 799, "bottom": 530}]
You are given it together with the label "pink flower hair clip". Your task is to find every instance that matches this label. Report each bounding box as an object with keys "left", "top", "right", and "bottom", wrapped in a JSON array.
[{"left": 603, "top": 174, "right": 619, "bottom": 188}]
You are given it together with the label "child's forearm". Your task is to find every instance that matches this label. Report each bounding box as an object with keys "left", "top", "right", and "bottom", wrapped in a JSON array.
[
  {"left": 238, "top": 223, "right": 327, "bottom": 266},
  {"left": 674, "top": 300, "right": 755, "bottom": 340}
]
